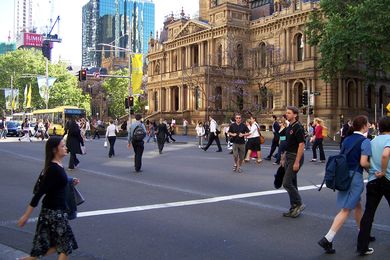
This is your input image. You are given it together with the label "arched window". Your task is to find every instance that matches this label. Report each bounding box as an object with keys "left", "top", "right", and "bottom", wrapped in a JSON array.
[
  {"left": 347, "top": 81, "right": 357, "bottom": 108},
  {"left": 215, "top": 86, "right": 222, "bottom": 110},
  {"left": 154, "top": 62, "right": 160, "bottom": 74},
  {"left": 195, "top": 87, "right": 200, "bottom": 110},
  {"left": 259, "top": 42, "right": 267, "bottom": 68},
  {"left": 217, "top": 44, "right": 223, "bottom": 67},
  {"left": 296, "top": 34, "right": 304, "bottom": 61},
  {"left": 237, "top": 44, "right": 244, "bottom": 69},
  {"left": 367, "top": 85, "right": 373, "bottom": 109},
  {"left": 237, "top": 88, "right": 244, "bottom": 110}
]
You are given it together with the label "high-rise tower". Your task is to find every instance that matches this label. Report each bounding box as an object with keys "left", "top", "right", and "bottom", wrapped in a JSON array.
[{"left": 82, "top": 0, "right": 155, "bottom": 68}]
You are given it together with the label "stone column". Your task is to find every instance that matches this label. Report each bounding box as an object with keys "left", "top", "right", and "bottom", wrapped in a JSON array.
[
  {"left": 179, "top": 86, "right": 183, "bottom": 111},
  {"left": 338, "top": 78, "right": 343, "bottom": 107},
  {"left": 286, "top": 28, "right": 291, "bottom": 61},
  {"left": 287, "top": 81, "right": 291, "bottom": 105},
  {"left": 178, "top": 48, "right": 182, "bottom": 70},
  {"left": 199, "top": 42, "right": 203, "bottom": 66}
]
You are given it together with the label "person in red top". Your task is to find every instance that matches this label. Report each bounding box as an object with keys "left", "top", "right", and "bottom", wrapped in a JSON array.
[{"left": 310, "top": 118, "right": 326, "bottom": 162}]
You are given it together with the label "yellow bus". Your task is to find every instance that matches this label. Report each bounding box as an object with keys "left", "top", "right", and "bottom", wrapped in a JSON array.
[
  {"left": 12, "top": 112, "right": 35, "bottom": 123},
  {"left": 33, "top": 106, "right": 86, "bottom": 135}
]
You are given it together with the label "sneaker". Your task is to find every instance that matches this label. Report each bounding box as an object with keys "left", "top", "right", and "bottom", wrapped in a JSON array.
[
  {"left": 290, "top": 204, "right": 305, "bottom": 218},
  {"left": 282, "top": 206, "right": 294, "bottom": 217},
  {"left": 310, "top": 159, "right": 317, "bottom": 162},
  {"left": 359, "top": 248, "right": 374, "bottom": 256},
  {"left": 318, "top": 237, "right": 336, "bottom": 254},
  {"left": 320, "top": 160, "right": 326, "bottom": 163}
]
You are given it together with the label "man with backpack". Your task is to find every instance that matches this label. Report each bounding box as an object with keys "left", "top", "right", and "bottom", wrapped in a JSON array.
[{"left": 128, "top": 114, "right": 147, "bottom": 173}]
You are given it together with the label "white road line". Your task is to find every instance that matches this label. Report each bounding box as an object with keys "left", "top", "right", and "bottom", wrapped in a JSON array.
[{"left": 77, "top": 184, "right": 318, "bottom": 218}]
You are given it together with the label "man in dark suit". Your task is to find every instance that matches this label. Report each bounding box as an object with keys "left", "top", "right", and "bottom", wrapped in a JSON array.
[{"left": 265, "top": 115, "right": 280, "bottom": 160}]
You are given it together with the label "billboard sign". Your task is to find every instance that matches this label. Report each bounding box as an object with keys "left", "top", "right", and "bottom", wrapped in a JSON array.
[{"left": 23, "top": 33, "right": 43, "bottom": 47}]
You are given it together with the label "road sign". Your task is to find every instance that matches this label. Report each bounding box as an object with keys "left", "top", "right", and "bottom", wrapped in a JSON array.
[
  {"left": 313, "top": 91, "right": 321, "bottom": 96},
  {"left": 386, "top": 102, "right": 390, "bottom": 112}
]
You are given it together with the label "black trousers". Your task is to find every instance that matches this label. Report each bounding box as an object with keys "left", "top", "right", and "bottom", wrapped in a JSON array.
[
  {"left": 157, "top": 137, "right": 165, "bottom": 152},
  {"left": 68, "top": 152, "right": 79, "bottom": 169},
  {"left": 203, "top": 132, "right": 222, "bottom": 151},
  {"left": 93, "top": 129, "right": 100, "bottom": 139},
  {"left": 357, "top": 178, "right": 390, "bottom": 252},
  {"left": 132, "top": 140, "right": 144, "bottom": 171},
  {"left": 312, "top": 138, "right": 326, "bottom": 160},
  {"left": 108, "top": 136, "right": 116, "bottom": 157},
  {"left": 268, "top": 136, "right": 279, "bottom": 157}
]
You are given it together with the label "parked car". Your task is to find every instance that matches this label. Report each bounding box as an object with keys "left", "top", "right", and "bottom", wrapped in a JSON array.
[{"left": 6, "top": 121, "right": 22, "bottom": 137}]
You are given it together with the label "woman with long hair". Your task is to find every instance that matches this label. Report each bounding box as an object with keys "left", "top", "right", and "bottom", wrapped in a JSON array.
[
  {"left": 318, "top": 115, "right": 371, "bottom": 254},
  {"left": 311, "top": 118, "right": 326, "bottom": 162},
  {"left": 18, "top": 136, "right": 79, "bottom": 259}
]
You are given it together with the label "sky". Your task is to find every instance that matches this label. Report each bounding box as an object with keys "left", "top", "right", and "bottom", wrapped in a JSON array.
[{"left": 0, "top": 0, "right": 199, "bottom": 66}]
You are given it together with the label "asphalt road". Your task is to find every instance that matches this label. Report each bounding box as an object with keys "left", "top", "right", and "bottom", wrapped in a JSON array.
[{"left": 0, "top": 136, "right": 389, "bottom": 259}]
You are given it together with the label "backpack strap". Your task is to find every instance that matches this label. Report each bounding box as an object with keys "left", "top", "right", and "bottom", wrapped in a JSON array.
[{"left": 341, "top": 135, "right": 365, "bottom": 156}]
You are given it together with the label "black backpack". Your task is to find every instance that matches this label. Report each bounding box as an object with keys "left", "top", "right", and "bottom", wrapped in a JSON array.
[
  {"left": 132, "top": 125, "right": 146, "bottom": 142},
  {"left": 319, "top": 136, "right": 365, "bottom": 192}
]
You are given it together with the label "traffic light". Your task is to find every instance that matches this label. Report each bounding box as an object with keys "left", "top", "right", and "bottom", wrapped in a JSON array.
[
  {"left": 309, "top": 107, "right": 314, "bottom": 115},
  {"left": 125, "top": 97, "right": 129, "bottom": 109},
  {"left": 78, "top": 69, "right": 87, "bottom": 81},
  {"left": 129, "top": 96, "right": 134, "bottom": 107},
  {"left": 302, "top": 90, "right": 308, "bottom": 106}
]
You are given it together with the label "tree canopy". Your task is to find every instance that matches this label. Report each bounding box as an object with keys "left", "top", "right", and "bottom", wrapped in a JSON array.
[
  {"left": 102, "top": 69, "right": 129, "bottom": 118},
  {"left": 0, "top": 49, "right": 90, "bottom": 115},
  {"left": 306, "top": 0, "right": 390, "bottom": 82}
]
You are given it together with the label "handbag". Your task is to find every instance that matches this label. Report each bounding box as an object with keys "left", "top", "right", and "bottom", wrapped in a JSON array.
[
  {"left": 255, "top": 123, "right": 265, "bottom": 144},
  {"left": 81, "top": 145, "right": 87, "bottom": 155},
  {"left": 73, "top": 186, "right": 85, "bottom": 206},
  {"left": 274, "top": 166, "right": 285, "bottom": 189},
  {"left": 259, "top": 135, "right": 265, "bottom": 144},
  {"left": 104, "top": 141, "right": 108, "bottom": 148}
]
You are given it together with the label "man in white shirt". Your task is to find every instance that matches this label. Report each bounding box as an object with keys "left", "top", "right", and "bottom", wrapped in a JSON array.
[{"left": 202, "top": 116, "right": 222, "bottom": 152}]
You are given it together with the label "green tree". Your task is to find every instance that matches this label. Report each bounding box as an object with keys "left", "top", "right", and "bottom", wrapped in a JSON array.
[
  {"left": 306, "top": 0, "right": 390, "bottom": 82},
  {"left": 102, "top": 69, "right": 129, "bottom": 118},
  {"left": 0, "top": 49, "right": 90, "bottom": 114}
]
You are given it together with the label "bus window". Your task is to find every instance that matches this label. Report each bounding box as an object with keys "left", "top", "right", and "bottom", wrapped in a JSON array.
[{"left": 53, "top": 112, "right": 63, "bottom": 125}]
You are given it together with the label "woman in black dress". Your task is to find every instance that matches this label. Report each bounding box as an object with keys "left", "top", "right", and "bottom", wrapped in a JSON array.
[
  {"left": 65, "top": 119, "right": 84, "bottom": 170},
  {"left": 18, "top": 136, "right": 79, "bottom": 260}
]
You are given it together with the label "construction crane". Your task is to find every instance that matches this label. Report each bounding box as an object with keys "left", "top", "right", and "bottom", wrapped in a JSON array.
[{"left": 42, "top": 15, "right": 62, "bottom": 60}]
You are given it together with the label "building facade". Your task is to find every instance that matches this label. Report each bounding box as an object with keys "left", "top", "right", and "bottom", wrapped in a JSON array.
[
  {"left": 82, "top": 0, "right": 155, "bottom": 68},
  {"left": 147, "top": 0, "right": 389, "bottom": 133}
]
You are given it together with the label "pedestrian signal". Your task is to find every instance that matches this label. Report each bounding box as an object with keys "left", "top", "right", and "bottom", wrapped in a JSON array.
[{"left": 129, "top": 96, "right": 134, "bottom": 107}]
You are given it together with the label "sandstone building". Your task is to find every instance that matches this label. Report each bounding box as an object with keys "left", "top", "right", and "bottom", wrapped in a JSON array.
[{"left": 146, "top": 0, "right": 389, "bottom": 133}]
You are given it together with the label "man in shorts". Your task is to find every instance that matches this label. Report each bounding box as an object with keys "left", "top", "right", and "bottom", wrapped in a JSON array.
[{"left": 228, "top": 114, "right": 250, "bottom": 173}]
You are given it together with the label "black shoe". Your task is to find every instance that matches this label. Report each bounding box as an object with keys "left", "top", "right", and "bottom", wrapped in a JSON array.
[
  {"left": 358, "top": 248, "right": 374, "bottom": 256},
  {"left": 264, "top": 157, "right": 271, "bottom": 161},
  {"left": 202, "top": 147, "right": 207, "bottom": 151},
  {"left": 318, "top": 237, "right": 336, "bottom": 254}
]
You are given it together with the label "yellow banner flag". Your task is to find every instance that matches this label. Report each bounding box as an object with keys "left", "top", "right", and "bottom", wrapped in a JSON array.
[
  {"left": 26, "top": 84, "right": 32, "bottom": 108},
  {"left": 131, "top": 54, "right": 143, "bottom": 95}
]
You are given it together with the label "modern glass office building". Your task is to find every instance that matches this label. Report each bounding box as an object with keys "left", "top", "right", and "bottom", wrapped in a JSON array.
[{"left": 82, "top": 0, "right": 155, "bottom": 67}]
